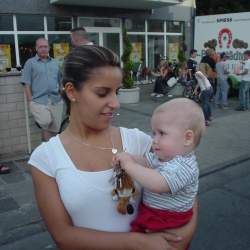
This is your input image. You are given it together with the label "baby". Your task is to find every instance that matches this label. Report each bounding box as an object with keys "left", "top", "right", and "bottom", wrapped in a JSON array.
[{"left": 113, "top": 98, "right": 205, "bottom": 232}]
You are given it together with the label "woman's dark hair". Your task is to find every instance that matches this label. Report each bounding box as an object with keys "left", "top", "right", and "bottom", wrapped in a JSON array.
[{"left": 61, "top": 45, "right": 121, "bottom": 115}]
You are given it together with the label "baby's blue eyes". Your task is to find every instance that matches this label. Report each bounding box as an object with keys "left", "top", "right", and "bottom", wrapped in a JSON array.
[
  {"left": 159, "top": 131, "right": 165, "bottom": 136},
  {"left": 152, "top": 131, "right": 167, "bottom": 136}
]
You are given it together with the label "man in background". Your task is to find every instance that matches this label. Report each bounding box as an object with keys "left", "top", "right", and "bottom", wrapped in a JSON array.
[
  {"left": 215, "top": 52, "right": 230, "bottom": 109},
  {"left": 187, "top": 49, "right": 198, "bottom": 80},
  {"left": 70, "top": 27, "right": 93, "bottom": 47},
  {"left": 21, "top": 37, "right": 63, "bottom": 141},
  {"left": 235, "top": 50, "right": 250, "bottom": 111}
]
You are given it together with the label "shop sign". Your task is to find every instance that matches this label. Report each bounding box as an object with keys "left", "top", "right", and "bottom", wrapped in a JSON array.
[
  {"left": 131, "top": 42, "right": 142, "bottom": 63},
  {"left": 168, "top": 43, "right": 179, "bottom": 62},
  {"left": 53, "top": 43, "right": 70, "bottom": 67},
  {"left": 0, "top": 44, "right": 11, "bottom": 71}
]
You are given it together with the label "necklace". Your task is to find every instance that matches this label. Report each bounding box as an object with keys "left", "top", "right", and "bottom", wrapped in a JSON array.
[{"left": 67, "top": 129, "right": 118, "bottom": 155}]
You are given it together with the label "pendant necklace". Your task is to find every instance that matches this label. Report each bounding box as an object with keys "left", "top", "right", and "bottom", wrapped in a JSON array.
[
  {"left": 67, "top": 129, "right": 137, "bottom": 215},
  {"left": 67, "top": 129, "right": 118, "bottom": 155}
]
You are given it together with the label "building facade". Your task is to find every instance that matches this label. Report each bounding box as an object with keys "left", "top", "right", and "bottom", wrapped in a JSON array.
[
  {"left": 0, "top": 0, "right": 195, "bottom": 157},
  {"left": 0, "top": 0, "right": 194, "bottom": 70}
]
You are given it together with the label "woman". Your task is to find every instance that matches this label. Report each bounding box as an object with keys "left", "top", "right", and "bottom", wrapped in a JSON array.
[
  {"left": 30, "top": 45, "right": 198, "bottom": 250},
  {"left": 194, "top": 70, "right": 213, "bottom": 126},
  {"left": 151, "top": 61, "right": 174, "bottom": 98}
]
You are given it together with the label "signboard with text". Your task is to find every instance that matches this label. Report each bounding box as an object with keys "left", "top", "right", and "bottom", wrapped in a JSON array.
[
  {"left": 0, "top": 44, "right": 11, "bottom": 71},
  {"left": 195, "top": 12, "right": 250, "bottom": 73},
  {"left": 53, "top": 43, "right": 70, "bottom": 67}
]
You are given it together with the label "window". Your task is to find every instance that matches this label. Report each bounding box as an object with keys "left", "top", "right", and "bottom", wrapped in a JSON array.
[
  {"left": 17, "top": 14, "right": 44, "bottom": 31},
  {"left": 48, "top": 34, "right": 71, "bottom": 67},
  {"left": 0, "top": 14, "right": 13, "bottom": 31},
  {"left": 87, "top": 33, "right": 99, "bottom": 45},
  {"left": 148, "top": 36, "right": 164, "bottom": 70},
  {"left": 167, "top": 36, "right": 183, "bottom": 62},
  {"left": 47, "top": 16, "right": 72, "bottom": 31},
  {"left": 125, "top": 19, "right": 145, "bottom": 32},
  {"left": 148, "top": 20, "right": 164, "bottom": 32},
  {"left": 103, "top": 33, "right": 120, "bottom": 57},
  {"left": 128, "top": 35, "right": 145, "bottom": 64},
  {"left": 167, "top": 21, "right": 183, "bottom": 33},
  {"left": 79, "top": 17, "right": 120, "bottom": 27},
  {"left": 0, "top": 35, "right": 16, "bottom": 70}
]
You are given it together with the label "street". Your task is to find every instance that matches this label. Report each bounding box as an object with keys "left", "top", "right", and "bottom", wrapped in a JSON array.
[{"left": 0, "top": 84, "right": 250, "bottom": 249}]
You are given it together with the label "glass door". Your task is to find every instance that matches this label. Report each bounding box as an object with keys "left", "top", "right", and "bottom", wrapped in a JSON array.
[
  {"left": 148, "top": 35, "right": 164, "bottom": 71},
  {"left": 103, "top": 33, "right": 120, "bottom": 57},
  {"left": 88, "top": 33, "right": 99, "bottom": 45},
  {"left": 85, "top": 27, "right": 121, "bottom": 57}
]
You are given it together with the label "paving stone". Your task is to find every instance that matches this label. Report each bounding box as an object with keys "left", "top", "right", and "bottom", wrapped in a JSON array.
[
  {"left": 199, "top": 171, "right": 228, "bottom": 194},
  {"left": 0, "top": 178, "right": 5, "bottom": 185},
  {"left": 0, "top": 197, "right": 19, "bottom": 214},
  {"left": 4, "top": 178, "right": 35, "bottom": 206},
  {"left": 0, "top": 223, "right": 44, "bottom": 245},
  {"left": 13, "top": 192, "right": 36, "bottom": 207},
  {"left": 0, "top": 204, "right": 41, "bottom": 232},
  {"left": 191, "top": 188, "right": 250, "bottom": 250},
  {"left": 0, "top": 232, "right": 56, "bottom": 250},
  {"left": 0, "top": 172, "right": 26, "bottom": 184},
  {"left": 222, "top": 160, "right": 250, "bottom": 182},
  {"left": 0, "top": 190, "right": 8, "bottom": 199},
  {"left": 14, "top": 159, "right": 31, "bottom": 174},
  {"left": 224, "top": 173, "right": 250, "bottom": 199}
]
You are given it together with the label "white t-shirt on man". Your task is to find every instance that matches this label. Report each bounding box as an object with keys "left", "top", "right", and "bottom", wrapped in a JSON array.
[{"left": 242, "top": 59, "right": 250, "bottom": 81}]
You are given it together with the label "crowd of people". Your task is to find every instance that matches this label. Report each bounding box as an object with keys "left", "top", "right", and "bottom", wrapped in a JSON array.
[{"left": 151, "top": 47, "right": 250, "bottom": 127}]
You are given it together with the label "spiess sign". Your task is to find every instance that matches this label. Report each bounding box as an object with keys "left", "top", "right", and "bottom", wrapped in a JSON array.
[{"left": 194, "top": 12, "right": 250, "bottom": 62}]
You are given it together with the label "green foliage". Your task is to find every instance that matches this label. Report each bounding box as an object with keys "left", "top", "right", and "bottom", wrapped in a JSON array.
[
  {"left": 121, "top": 29, "right": 134, "bottom": 88},
  {"left": 177, "top": 48, "right": 186, "bottom": 63}
]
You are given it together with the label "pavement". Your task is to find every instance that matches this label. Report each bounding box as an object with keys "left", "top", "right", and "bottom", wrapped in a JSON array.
[{"left": 0, "top": 83, "right": 250, "bottom": 250}]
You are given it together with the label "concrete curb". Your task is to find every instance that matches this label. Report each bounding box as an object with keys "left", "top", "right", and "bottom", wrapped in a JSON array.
[{"left": 200, "top": 153, "right": 250, "bottom": 178}]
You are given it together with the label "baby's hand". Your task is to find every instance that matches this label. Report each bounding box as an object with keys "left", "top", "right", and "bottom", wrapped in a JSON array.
[{"left": 114, "top": 152, "right": 134, "bottom": 170}]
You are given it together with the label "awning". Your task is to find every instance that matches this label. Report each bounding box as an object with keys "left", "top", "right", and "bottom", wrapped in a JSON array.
[{"left": 50, "top": 0, "right": 181, "bottom": 10}]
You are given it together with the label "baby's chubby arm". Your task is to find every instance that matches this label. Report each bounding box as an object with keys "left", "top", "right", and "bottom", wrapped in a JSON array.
[{"left": 113, "top": 152, "right": 170, "bottom": 193}]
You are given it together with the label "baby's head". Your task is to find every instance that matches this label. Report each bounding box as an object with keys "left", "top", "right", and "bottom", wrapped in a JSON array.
[{"left": 151, "top": 98, "right": 205, "bottom": 161}]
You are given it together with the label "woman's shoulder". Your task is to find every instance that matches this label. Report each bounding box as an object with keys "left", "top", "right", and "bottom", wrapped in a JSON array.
[
  {"left": 120, "top": 127, "right": 152, "bottom": 155},
  {"left": 31, "top": 136, "right": 60, "bottom": 156},
  {"left": 28, "top": 136, "right": 61, "bottom": 177},
  {"left": 120, "top": 127, "right": 149, "bottom": 138}
]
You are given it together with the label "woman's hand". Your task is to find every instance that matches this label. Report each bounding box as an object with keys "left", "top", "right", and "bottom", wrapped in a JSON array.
[
  {"left": 133, "top": 231, "right": 181, "bottom": 250},
  {"left": 163, "top": 199, "right": 199, "bottom": 250}
]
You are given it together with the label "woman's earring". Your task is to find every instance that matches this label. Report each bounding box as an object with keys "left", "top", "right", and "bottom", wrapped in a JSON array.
[{"left": 71, "top": 98, "right": 76, "bottom": 102}]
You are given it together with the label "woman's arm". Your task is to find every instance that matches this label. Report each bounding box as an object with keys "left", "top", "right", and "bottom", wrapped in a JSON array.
[
  {"left": 164, "top": 198, "right": 199, "bottom": 250},
  {"left": 31, "top": 166, "right": 180, "bottom": 250}
]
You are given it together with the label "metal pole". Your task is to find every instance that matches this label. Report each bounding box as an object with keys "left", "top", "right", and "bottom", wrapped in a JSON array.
[{"left": 23, "top": 91, "right": 31, "bottom": 154}]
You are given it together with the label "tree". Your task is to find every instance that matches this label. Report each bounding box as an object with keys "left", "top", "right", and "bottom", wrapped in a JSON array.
[
  {"left": 121, "top": 28, "right": 134, "bottom": 88},
  {"left": 196, "top": 0, "right": 250, "bottom": 15}
]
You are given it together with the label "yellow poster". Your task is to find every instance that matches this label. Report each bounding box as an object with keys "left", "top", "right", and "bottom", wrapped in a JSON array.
[
  {"left": 168, "top": 43, "right": 179, "bottom": 61},
  {"left": 0, "top": 44, "right": 11, "bottom": 71},
  {"left": 53, "top": 43, "right": 70, "bottom": 67},
  {"left": 131, "top": 42, "right": 142, "bottom": 63}
]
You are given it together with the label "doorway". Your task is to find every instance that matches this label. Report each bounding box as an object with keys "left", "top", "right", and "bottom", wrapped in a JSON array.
[{"left": 84, "top": 27, "right": 122, "bottom": 57}]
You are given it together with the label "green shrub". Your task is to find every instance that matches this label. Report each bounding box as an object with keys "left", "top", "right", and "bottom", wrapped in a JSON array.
[{"left": 121, "top": 29, "right": 134, "bottom": 88}]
